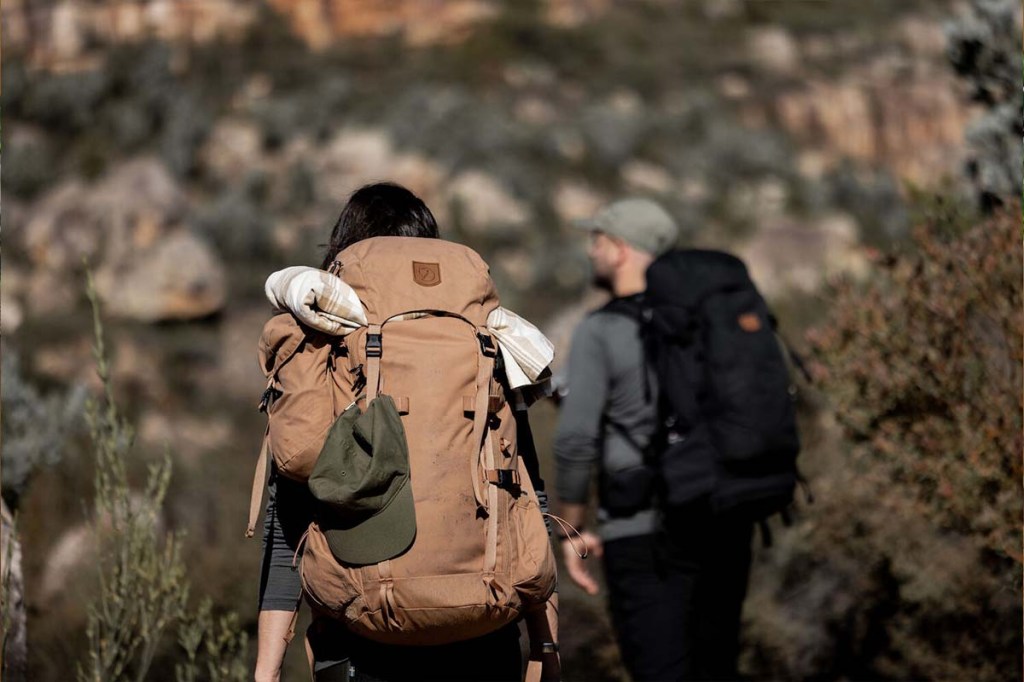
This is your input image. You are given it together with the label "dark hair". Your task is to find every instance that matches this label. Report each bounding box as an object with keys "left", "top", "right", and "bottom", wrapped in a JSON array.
[{"left": 320, "top": 182, "right": 439, "bottom": 268}]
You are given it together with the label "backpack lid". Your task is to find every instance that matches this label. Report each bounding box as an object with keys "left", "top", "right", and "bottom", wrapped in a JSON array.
[
  {"left": 335, "top": 237, "right": 499, "bottom": 326},
  {"left": 646, "top": 249, "right": 752, "bottom": 308}
]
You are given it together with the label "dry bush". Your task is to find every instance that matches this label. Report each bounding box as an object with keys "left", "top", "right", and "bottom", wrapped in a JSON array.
[
  {"left": 746, "top": 202, "right": 1022, "bottom": 680},
  {"left": 808, "top": 205, "right": 1021, "bottom": 563}
]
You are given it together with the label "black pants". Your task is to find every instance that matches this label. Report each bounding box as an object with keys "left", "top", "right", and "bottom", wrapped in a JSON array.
[
  {"left": 602, "top": 506, "right": 753, "bottom": 682},
  {"left": 309, "top": 617, "right": 522, "bottom": 682}
]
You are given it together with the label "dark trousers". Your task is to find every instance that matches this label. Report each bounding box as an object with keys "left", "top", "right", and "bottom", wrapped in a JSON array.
[
  {"left": 309, "top": 617, "right": 522, "bottom": 682},
  {"left": 602, "top": 506, "right": 753, "bottom": 682}
]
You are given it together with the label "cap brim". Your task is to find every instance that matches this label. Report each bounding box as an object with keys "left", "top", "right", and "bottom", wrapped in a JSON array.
[
  {"left": 321, "top": 475, "right": 416, "bottom": 566},
  {"left": 571, "top": 216, "right": 603, "bottom": 232}
]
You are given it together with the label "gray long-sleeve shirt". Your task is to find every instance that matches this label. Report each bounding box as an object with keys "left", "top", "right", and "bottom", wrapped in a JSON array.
[{"left": 554, "top": 300, "right": 658, "bottom": 542}]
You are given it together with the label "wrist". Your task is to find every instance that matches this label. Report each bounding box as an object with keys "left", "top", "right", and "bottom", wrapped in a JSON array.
[{"left": 530, "top": 641, "right": 560, "bottom": 656}]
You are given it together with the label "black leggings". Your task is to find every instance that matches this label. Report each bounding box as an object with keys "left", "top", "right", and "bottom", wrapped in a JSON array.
[{"left": 602, "top": 508, "right": 752, "bottom": 682}]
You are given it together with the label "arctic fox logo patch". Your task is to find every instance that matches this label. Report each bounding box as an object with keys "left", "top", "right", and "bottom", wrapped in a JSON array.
[
  {"left": 738, "top": 312, "right": 762, "bottom": 332},
  {"left": 412, "top": 261, "right": 441, "bottom": 287}
]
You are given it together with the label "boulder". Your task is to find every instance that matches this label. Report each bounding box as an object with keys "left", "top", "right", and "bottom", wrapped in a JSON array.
[
  {"left": 552, "top": 180, "right": 606, "bottom": 225},
  {"left": 736, "top": 213, "right": 869, "bottom": 299},
  {"left": 446, "top": 170, "right": 531, "bottom": 235},
  {"left": 749, "top": 26, "right": 800, "bottom": 76},
  {"left": 16, "top": 158, "right": 227, "bottom": 322},
  {"left": 621, "top": 160, "right": 674, "bottom": 194},
  {"left": 313, "top": 128, "right": 447, "bottom": 219},
  {"left": 93, "top": 231, "right": 227, "bottom": 322},
  {"left": 545, "top": 0, "right": 612, "bottom": 28},
  {"left": 1, "top": 266, "right": 28, "bottom": 335},
  {"left": 199, "top": 118, "right": 264, "bottom": 182}
]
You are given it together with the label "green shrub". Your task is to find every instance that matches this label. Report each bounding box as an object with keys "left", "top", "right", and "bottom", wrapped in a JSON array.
[
  {"left": 77, "top": 273, "right": 249, "bottom": 682},
  {"left": 1, "top": 352, "right": 86, "bottom": 509}
]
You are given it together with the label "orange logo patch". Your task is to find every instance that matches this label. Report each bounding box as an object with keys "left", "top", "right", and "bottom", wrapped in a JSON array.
[
  {"left": 738, "top": 312, "right": 762, "bottom": 332},
  {"left": 412, "top": 261, "right": 441, "bottom": 287}
]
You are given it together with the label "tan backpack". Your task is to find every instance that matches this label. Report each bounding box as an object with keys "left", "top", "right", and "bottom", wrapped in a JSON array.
[{"left": 251, "top": 237, "right": 556, "bottom": 645}]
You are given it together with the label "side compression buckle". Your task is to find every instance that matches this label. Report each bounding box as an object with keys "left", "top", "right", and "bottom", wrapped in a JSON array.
[
  {"left": 477, "top": 333, "right": 497, "bottom": 358},
  {"left": 366, "top": 333, "right": 383, "bottom": 358},
  {"left": 485, "top": 468, "right": 520, "bottom": 489}
]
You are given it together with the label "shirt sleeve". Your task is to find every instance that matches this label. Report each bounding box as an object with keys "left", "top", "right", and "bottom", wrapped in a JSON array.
[{"left": 554, "top": 317, "right": 610, "bottom": 504}]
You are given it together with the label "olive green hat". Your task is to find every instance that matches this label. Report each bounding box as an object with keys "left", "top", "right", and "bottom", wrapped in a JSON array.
[{"left": 309, "top": 396, "right": 416, "bottom": 566}]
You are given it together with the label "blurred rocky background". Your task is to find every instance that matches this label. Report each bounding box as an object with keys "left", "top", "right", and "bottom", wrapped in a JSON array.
[{"left": 2, "top": 0, "right": 1020, "bottom": 680}]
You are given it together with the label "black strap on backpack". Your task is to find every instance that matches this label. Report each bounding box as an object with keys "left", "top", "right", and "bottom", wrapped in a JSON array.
[{"left": 599, "top": 295, "right": 654, "bottom": 404}]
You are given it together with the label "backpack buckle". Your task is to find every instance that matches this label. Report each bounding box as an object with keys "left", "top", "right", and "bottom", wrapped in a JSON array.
[
  {"left": 477, "top": 333, "right": 497, "bottom": 358},
  {"left": 366, "top": 333, "right": 383, "bottom": 358},
  {"left": 258, "top": 386, "right": 282, "bottom": 413},
  {"left": 485, "top": 468, "right": 520, "bottom": 489}
]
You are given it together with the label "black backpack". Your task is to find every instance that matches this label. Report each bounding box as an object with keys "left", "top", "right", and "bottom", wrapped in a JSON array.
[{"left": 604, "top": 249, "right": 804, "bottom": 525}]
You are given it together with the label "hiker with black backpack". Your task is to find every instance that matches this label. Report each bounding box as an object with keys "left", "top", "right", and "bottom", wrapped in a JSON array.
[
  {"left": 555, "top": 198, "right": 802, "bottom": 681},
  {"left": 251, "top": 183, "right": 561, "bottom": 682}
]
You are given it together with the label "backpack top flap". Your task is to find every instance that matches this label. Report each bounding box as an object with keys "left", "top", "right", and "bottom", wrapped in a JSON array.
[
  {"left": 647, "top": 249, "right": 752, "bottom": 309},
  {"left": 257, "top": 312, "right": 306, "bottom": 378},
  {"left": 335, "top": 237, "right": 499, "bottom": 326}
]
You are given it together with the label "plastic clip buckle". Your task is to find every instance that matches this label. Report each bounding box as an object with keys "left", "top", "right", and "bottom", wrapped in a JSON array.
[
  {"left": 366, "top": 333, "right": 383, "bottom": 358},
  {"left": 477, "top": 333, "right": 497, "bottom": 358},
  {"left": 258, "top": 387, "right": 281, "bottom": 413}
]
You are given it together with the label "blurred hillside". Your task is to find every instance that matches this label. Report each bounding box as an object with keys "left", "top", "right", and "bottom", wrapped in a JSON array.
[{"left": 2, "top": 1, "right": 1020, "bottom": 680}]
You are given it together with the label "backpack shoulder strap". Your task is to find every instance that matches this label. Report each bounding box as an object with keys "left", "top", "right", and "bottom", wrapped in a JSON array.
[
  {"left": 596, "top": 295, "right": 644, "bottom": 322},
  {"left": 596, "top": 296, "right": 653, "bottom": 403}
]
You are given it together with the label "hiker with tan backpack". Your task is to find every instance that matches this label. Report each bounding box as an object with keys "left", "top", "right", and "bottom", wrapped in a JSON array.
[{"left": 250, "top": 183, "right": 563, "bottom": 682}]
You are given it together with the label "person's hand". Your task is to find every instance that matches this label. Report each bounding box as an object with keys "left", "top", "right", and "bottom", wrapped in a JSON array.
[{"left": 561, "top": 531, "right": 602, "bottom": 595}]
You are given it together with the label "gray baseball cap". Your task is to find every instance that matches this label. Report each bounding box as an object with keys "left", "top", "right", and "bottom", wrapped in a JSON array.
[{"left": 574, "top": 198, "right": 679, "bottom": 256}]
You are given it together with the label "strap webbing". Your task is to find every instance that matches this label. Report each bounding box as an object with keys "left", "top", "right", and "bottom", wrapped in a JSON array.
[
  {"left": 483, "top": 431, "right": 499, "bottom": 575},
  {"left": 469, "top": 330, "right": 496, "bottom": 512},
  {"left": 377, "top": 559, "right": 398, "bottom": 631},
  {"left": 283, "top": 607, "right": 300, "bottom": 644},
  {"left": 366, "top": 324, "right": 382, "bottom": 402},
  {"left": 245, "top": 427, "right": 271, "bottom": 538}
]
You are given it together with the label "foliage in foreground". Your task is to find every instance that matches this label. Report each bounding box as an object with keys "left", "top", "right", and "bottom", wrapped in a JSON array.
[
  {"left": 77, "top": 273, "right": 249, "bottom": 682},
  {"left": 745, "top": 202, "right": 1022, "bottom": 680},
  {"left": 809, "top": 204, "right": 1021, "bottom": 563}
]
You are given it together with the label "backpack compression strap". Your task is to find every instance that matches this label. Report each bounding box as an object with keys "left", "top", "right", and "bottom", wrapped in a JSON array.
[
  {"left": 245, "top": 426, "right": 271, "bottom": 538},
  {"left": 470, "top": 330, "right": 498, "bottom": 513},
  {"left": 365, "top": 324, "right": 383, "bottom": 401}
]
